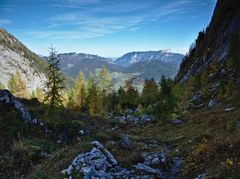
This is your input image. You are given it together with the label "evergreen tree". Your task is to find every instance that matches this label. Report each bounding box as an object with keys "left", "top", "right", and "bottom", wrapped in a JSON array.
[
  {"left": 72, "top": 71, "right": 86, "bottom": 111},
  {"left": 124, "top": 79, "right": 139, "bottom": 109},
  {"left": 141, "top": 78, "right": 158, "bottom": 107},
  {"left": 86, "top": 73, "right": 95, "bottom": 94},
  {"left": 44, "top": 47, "right": 65, "bottom": 113},
  {"left": 8, "top": 70, "right": 29, "bottom": 98},
  {"left": 66, "top": 90, "right": 74, "bottom": 108},
  {"left": 152, "top": 76, "right": 177, "bottom": 120},
  {"left": 117, "top": 86, "right": 126, "bottom": 109},
  {"left": 106, "top": 91, "right": 117, "bottom": 113},
  {"left": 98, "top": 66, "right": 113, "bottom": 94},
  {"left": 86, "top": 74, "right": 103, "bottom": 115}
]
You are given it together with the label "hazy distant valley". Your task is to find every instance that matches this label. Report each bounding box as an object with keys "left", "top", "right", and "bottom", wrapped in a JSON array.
[{"left": 0, "top": 27, "right": 184, "bottom": 92}]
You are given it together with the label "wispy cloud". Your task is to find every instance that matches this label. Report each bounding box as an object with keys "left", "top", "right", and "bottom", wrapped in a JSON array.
[
  {"left": 49, "top": 4, "right": 79, "bottom": 8},
  {"left": 26, "top": 0, "right": 205, "bottom": 40},
  {"left": 0, "top": 18, "right": 12, "bottom": 25}
]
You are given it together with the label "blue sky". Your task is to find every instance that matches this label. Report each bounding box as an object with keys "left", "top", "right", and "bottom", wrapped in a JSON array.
[{"left": 0, "top": 0, "right": 216, "bottom": 57}]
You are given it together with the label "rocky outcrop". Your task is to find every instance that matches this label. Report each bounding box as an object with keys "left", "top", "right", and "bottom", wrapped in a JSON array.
[
  {"left": 0, "top": 90, "right": 49, "bottom": 132},
  {"left": 0, "top": 28, "right": 47, "bottom": 92},
  {"left": 61, "top": 141, "right": 183, "bottom": 178},
  {"left": 176, "top": 0, "right": 240, "bottom": 83},
  {"left": 113, "top": 114, "right": 154, "bottom": 124},
  {"left": 61, "top": 141, "right": 132, "bottom": 178},
  {"left": 120, "top": 134, "right": 131, "bottom": 149}
]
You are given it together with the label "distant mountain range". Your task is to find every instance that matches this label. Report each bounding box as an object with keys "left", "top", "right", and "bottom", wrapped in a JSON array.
[
  {"left": 58, "top": 50, "right": 184, "bottom": 82},
  {"left": 115, "top": 50, "right": 184, "bottom": 67},
  {"left": 0, "top": 28, "right": 184, "bottom": 91},
  {"left": 58, "top": 53, "right": 123, "bottom": 79}
]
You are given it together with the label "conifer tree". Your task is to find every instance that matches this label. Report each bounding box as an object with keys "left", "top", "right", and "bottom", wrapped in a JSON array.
[
  {"left": 117, "top": 86, "right": 126, "bottom": 109},
  {"left": 98, "top": 66, "right": 113, "bottom": 94},
  {"left": 124, "top": 79, "right": 139, "bottom": 109},
  {"left": 72, "top": 71, "right": 86, "bottom": 111},
  {"left": 8, "top": 70, "right": 29, "bottom": 98},
  {"left": 152, "top": 76, "right": 177, "bottom": 119},
  {"left": 141, "top": 78, "right": 158, "bottom": 107},
  {"left": 86, "top": 74, "right": 103, "bottom": 114},
  {"left": 44, "top": 47, "right": 65, "bottom": 113},
  {"left": 66, "top": 90, "right": 74, "bottom": 108}
]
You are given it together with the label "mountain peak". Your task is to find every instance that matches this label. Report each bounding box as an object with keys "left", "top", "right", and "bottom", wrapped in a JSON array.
[{"left": 115, "top": 50, "right": 184, "bottom": 67}]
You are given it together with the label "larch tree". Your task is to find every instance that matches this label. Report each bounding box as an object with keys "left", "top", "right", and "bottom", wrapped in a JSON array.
[
  {"left": 141, "top": 78, "right": 158, "bottom": 107},
  {"left": 44, "top": 47, "right": 65, "bottom": 113},
  {"left": 124, "top": 79, "right": 139, "bottom": 109},
  {"left": 72, "top": 71, "right": 86, "bottom": 111},
  {"left": 8, "top": 70, "right": 29, "bottom": 98},
  {"left": 87, "top": 76, "right": 103, "bottom": 114},
  {"left": 98, "top": 66, "right": 113, "bottom": 94}
]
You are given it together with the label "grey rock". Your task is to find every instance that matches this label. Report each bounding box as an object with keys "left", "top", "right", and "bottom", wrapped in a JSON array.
[
  {"left": 224, "top": 107, "right": 235, "bottom": 112},
  {"left": 172, "top": 118, "right": 183, "bottom": 125},
  {"left": 61, "top": 141, "right": 181, "bottom": 178},
  {"left": 169, "top": 157, "right": 183, "bottom": 177},
  {"left": 40, "top": 150, "right": 48, "bottom": 158},
  {"left": 91, "top": 141, "right": 104, "bottom": 149},
  {"left": 79, "top": 129, "right": 85, "bottom": 135},
  {"left": 195, "top": 173, "right": 208, "bottom": 179},
  {"left": 134, "top": 163, "right": 163, "bottom": 177},
  {"left": 151, "top": 157, "right": 161, "bottom": 165},
  {"left": 192, "top": 92, "right": 202, "bottom": 102},
  {"left": 67, "top": 165, "right": 74, "bottom": 175},
  {"left": 120, "top": 134, "right": 130, "bottom": 149},
  {"left": 159, "top": 152, "right": 167, "bottom": 165},
  {"left": 0, "top": 90, "right": 49, "bottom": 133},
  {"left": 61, "top": 141, "right": 131, "bottom": 178},
  {"left": 141, "top": 114, "right": 152, "bottom": 123},
  {"left": 103, "top": 148, "right": 118, "bottom": 166},
  {"left": 142, "top": 152, "right": 168, "bottom": 166},
  {"left": 208, "top": 98, "right": 218, "bottom": 108},
  {"left": 82, "top": 166, "right": 94, "bottom": 179}
]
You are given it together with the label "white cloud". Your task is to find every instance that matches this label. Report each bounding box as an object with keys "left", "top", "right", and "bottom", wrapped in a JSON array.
[
  {"left": 25, "top": 0, "right": 204, "bottom": 41},
  {"left": 0, "top": 18, "right": 12, "bottom": 25}
]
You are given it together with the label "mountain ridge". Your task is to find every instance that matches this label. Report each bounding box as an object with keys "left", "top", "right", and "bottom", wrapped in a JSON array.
[
  {"left": 115, "top": 50, "right": 184, "bottom": 67},
  {"left": 0, "top": 28, "right": 48, "bottom": 92}
]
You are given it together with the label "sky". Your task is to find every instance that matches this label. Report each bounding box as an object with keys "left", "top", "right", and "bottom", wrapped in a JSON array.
[{"left": 0, "top": 0, "right": 217, "bottom": 57}]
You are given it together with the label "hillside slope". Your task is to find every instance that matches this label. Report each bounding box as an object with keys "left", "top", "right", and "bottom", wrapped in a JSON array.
[
  {"left": 124, "top": 60, "right": 178, "bottom": 80},
  {"left": 115, "top": 50, "right": 184, "bottom": 67},
  {"left": 0, "top": 28, "right": 48, "bottom": 91},
  {"left": 176, "top": 0, "right": 240, "bottom": 83},
  {"left": 58, "top": 53, "right": 123, "bottom": 79}
]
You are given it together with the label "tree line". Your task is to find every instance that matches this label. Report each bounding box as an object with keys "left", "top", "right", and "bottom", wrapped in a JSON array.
[{"left": 2, "top": 48, "right": 178, "bottom": 120}]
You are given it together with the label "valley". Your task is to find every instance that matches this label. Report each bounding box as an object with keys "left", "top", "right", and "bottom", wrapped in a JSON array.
[{"left": 0, "top": 0, "right": 240, "bottom": 178}]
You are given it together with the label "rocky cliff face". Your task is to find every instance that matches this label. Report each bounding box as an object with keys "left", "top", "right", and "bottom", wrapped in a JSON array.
[
  {"left": 176, "top": 0, "right": 240, "bottom": 83},
  {"left": 0, "top": 28, "right": 47, "bottom": 92}
]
